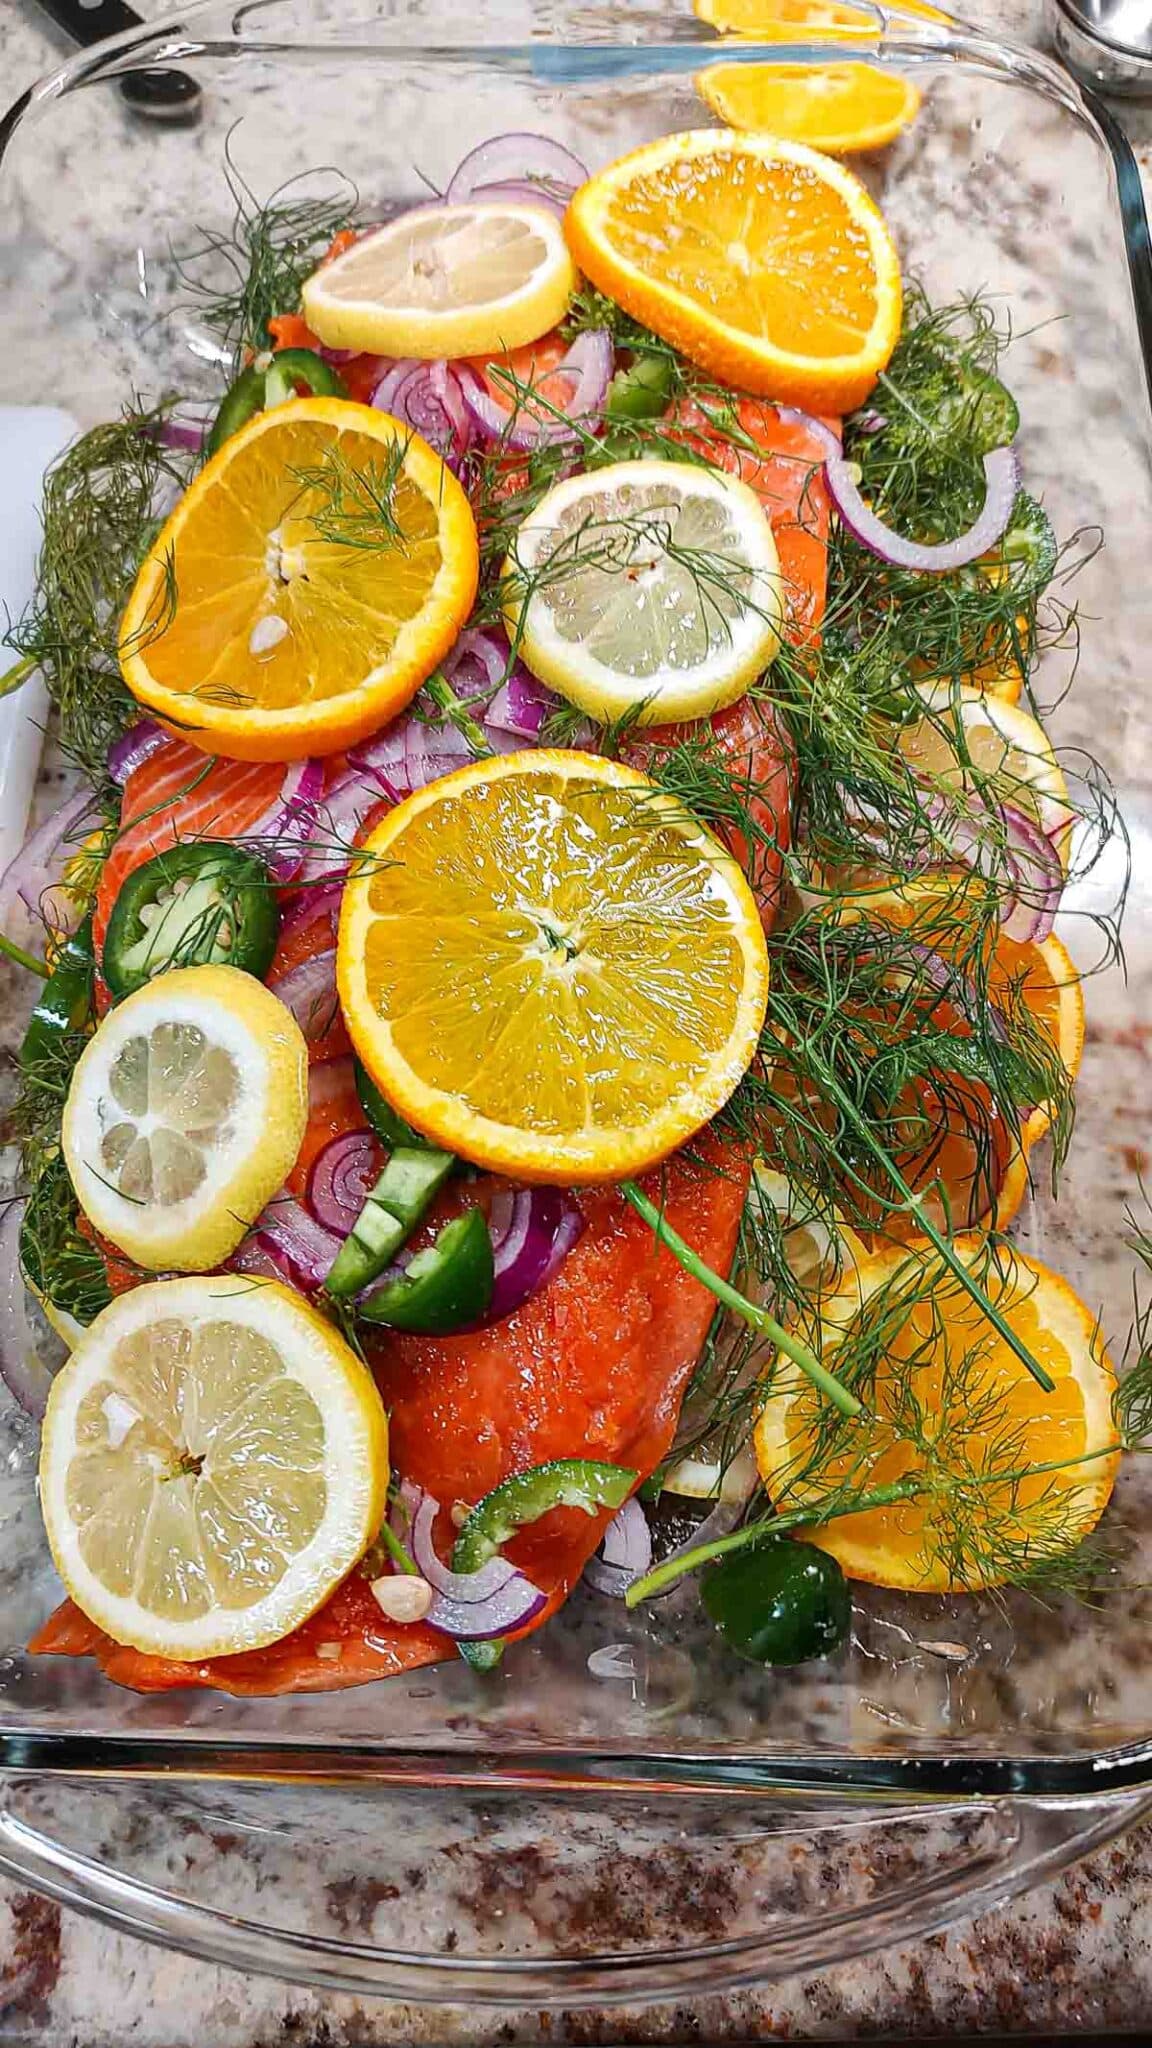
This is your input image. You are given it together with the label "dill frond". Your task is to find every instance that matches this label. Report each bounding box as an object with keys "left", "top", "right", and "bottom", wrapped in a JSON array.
[
  {"left": 172, "top": 139, "right": 357, "bottom": 369},
  {"left": 2, "top": 408, "right": 191, "bottom": 785}
]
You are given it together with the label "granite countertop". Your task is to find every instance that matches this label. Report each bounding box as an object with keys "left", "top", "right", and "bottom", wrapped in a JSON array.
[{"left": 5, "top": 0, "right": 1152, "bottom": 2039}]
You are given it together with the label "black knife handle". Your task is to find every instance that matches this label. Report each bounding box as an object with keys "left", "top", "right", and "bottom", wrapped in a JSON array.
[{"left": 32, "top": 0, "right": 202, "bottom": 121}]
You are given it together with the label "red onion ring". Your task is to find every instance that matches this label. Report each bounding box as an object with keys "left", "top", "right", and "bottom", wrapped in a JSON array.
[
  {"left": 464, "top": 179, "right": 570, "bottom": 217},
  {"left": 270, "top": 947, "right": 338, "bottom": 1044},
  {"left": 107, "top": 719, "right": 168, "bottom": 787},
  {"left": 0, "top": 1201, "right": 61, "bottom": 1421},
  {"left": 445, "top": 132, "right": 587, "bottom": 208},
  {"left": 1000, "top": 804, "right": 1064, "bottom": 943},
  {"left": 486, "top": 665, "right": 563, "bottom": 742},
  {"left": 243, "top": 758, "right": 325, "bottom": 882},
  {"left": 0, "top": 786, "right": 97, "bottom": 951},
  {"left": 424, "top": 1573, "right": 548, "bottom": 1641},
  {"left": 280, "top": 881, "right": 343, "bottom": 946},
  {"left": 442, "top": 627, "right": 508, "bottom": 708},
  {"left": 394, "top": 1481, "right": 518, "bottom": 1601},
  {"left": 385, "top": 1478, "right": 547, "bottom": 1638},
  {"left": 828, "top": 444, "right": 1021, "bottom": 574},
  {"left": 244, "top": 1192, "right": 341, "bottom": 1291},
  {"left": 297, "top": 764, "right": 396, "bottom": 885},
  {"left": 584, "top": 1497, "right": 652, "bottom": 1599},
  {"left": 917, "top": 794, "right": 1063, "bottom": 943},
  {"left": 483, "top": 1186, "right": 585, "bottom": 1325},
  {"left": 458, "top": 329, "right": 614, "bottom": 451},
  {"left": 308, "top": 1131, "right": 380, "bottom": 1235},
  {"left": 373, "top": 359, "right": 473, "bottom": 472}
]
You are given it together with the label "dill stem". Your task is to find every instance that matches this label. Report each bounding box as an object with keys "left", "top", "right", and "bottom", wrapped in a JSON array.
[
  {"left": 0, "top": 654, "right": 37, "bottom": 698},
  {"left": 625, "top": 1476, "right": 923, "bottom": 1605},
  {"left": 0, "top": 931, "right": 50, "bottom": 979},
  {"left": 375, "top": 1518, "right": 418, "bottom": 1577},
  {"left": 812, "top": 1067, "right": 1057, "bottom": 1395},
  {"left": 423, "top": 674, "right": 492, "bottom": 758},
  {"left": 621, "top": 1179, "right": 862, "bottom": 1419}
]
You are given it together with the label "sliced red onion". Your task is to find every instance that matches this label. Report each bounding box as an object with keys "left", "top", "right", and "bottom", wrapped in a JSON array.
[
  {"left": 372, "top": 359, "right": 473, "bottom": 472},
  {"left": 247, "top": 1193, "right": 341, "bottom": 1290},
  {"left": 0, "top": 786, "right": 96, "bottom": 951},
  {"left": 442, "top": 627, "right": 508, "bottom": 709},
  {"left": 229, "top": 1235, "right": 296, "bottom": 1285},
  {"left": 107, "top": 719, "right": 167, "bottom": 787},
  {"left": 646, "top": 1494, "right": 752, "bottom": 1601},
  {"left": 584, "top": 1497, "right": 652, "bottom": 1599},
  {"left": 485, "top": 665, "right": 563, "bottom": 742},
  {"left": 464, "top": 179, "right": 570, "bottom": 217},
  {"left": 917, "top": 794, "right": 1063, "bottom": 944},
  {"left": 308, "top": 1131, "right": 379, "bottom": 1235},
  {"left": 395, "top": 1481, "right": 518, "bottom": 1601},
  {"left": 403, "top": 711, "right": 474, "bottom": 792},
  {"left": 446, "top": 132, "right": 587, "bottom": 208},
  {"left": 280, "top": 881, "right": 343, "bottom": 945},
  {"left": 156, "top": 418, "right": 205, "bottom": 453},
  {"left": 298, "top": 710, "right": 479, "bottom": 886},
  {"left": 1000, "top": 804, "right": 1064, "bottom": 943},
  {"left": 458, "top": 329, "right": 613, "bottom": 452},
  {"left": 243, "top": 758, "right": 325, "bottom": 882},
  {"left": 297, "top": 766, "right": 396, "bottom": 884},
  {"left": 426, "top": 1574, "right": 548, "bottom": 1641},
  {"left": 1, "top": 1201, "right": 61, "bottom": 1421},
  {"left": 828, "top": 445, "right": 1021, "bottom": 574},
  {"left": 271, "top": 947, "right": 338, "bottom": 1044},
  {"left": 772, "top": 405, "right": 843, "bottom": 461},
  {"left": 318, "top": 345, "right": 361, "bottom": 366},
  {"left": 484, "top": 1186, "right": 585, "bottom": 1325}
]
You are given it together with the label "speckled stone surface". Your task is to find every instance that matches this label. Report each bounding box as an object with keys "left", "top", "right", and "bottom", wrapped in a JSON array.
[{"left": 6, "top": 0, "right": 1152, "bottom": 2036}]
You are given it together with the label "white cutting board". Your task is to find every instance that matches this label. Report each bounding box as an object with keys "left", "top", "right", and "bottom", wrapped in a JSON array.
[{"left": 0, "top": 406, "right": 81, "bottom": 874}]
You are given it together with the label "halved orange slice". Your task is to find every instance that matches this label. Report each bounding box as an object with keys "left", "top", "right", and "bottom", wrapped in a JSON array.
[
  {"left": 697, "top": 62, "right": 921, "bottom": 154},
  {"left": 565, "top": 131, "right": 903, "bottom": 413},
  {"left": 754, "top": 1235, "right": 1119, "bottom": 1591},
  {"left": 119, "top": 398, "right": 479, "bottom": 762}
]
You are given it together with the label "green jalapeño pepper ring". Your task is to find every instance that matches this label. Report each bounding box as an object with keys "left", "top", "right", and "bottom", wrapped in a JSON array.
[
  {"left": 102, "top": 843, "right": 279, "bottom": 998},
  {"left": 204, "top": 349, "right": 348, "bottom": 460}
]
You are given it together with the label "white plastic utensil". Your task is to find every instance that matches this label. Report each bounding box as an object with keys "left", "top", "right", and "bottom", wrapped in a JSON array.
[{"left": 0, "top": 406, "right": 79, "bottom": 874}]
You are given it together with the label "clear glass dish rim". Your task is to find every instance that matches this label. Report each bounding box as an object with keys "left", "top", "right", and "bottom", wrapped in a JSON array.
[{"left": 1, "top": 0, "right": 1151, "bottom": 1801}]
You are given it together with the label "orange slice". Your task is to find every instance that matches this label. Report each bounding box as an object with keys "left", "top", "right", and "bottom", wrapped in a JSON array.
[
  {"left": 754, "top": 1236, "right": 1119, "bottom": 1591},
  {"left": 565, "top": 131, "right": 902, "bottom": 413},
  {"left": 337, "top": 750, "right": 769, "bottom": 1182},
  {"left": 698, "top": 62, "right": 921, "bottom": 153},
  {"left": 819, "top": 888, "right": 1085, "bottom": 1234},
  {"left": 694, "top": 0, "right": 949, "bottom": 35},
  {"left": 119, "top": 398, "right": 479, "bottom": 763}
]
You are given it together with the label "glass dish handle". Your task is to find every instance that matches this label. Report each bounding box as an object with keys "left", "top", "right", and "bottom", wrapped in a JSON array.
[{"left": 0, "top": 1781, "right": 1147, "bottom": 2003}]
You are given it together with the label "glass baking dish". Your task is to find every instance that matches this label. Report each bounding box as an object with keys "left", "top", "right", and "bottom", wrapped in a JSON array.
[{"left": 3, "top": 0, "right": 1152, "bottom": 2002}]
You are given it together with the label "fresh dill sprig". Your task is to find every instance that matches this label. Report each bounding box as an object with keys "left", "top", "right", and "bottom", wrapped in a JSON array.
[
  {"left": 290, "top": 440, "right": 412, "bottom": 553},
  {"left": 1, "top": 407, "right": 190, "bottom": 785},
  {"left": 172, "top": 140, "right": 357, "bottom": 370},
  {"left": 17, "top": 1156, "right": 111, "bottom": 1328}
]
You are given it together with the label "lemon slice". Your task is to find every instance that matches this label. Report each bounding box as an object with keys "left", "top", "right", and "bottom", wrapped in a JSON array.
[
  {"left": 504, "top": 460, "right": 783, "bottom": 726},
  {"left": 301, "top": 204, "right": 576, "bottom": 359},
  {"left": 898, "top": 686, "right": 1071, "bottom": 852},
  {"left": 38, "top": 1275, "right": 388, "bottom": 1660},
  {"left": 62, "top": 965, "right": 308, "bottom": 1272},
  {"left": 338, "top": 750, "right": 770, "bottom": 1181}
]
